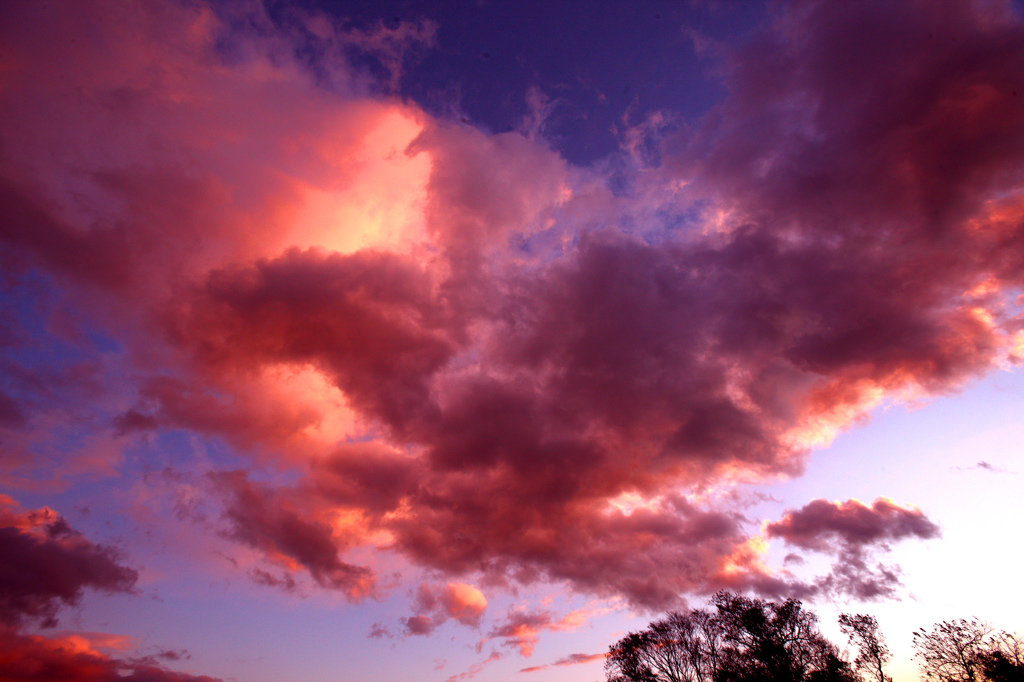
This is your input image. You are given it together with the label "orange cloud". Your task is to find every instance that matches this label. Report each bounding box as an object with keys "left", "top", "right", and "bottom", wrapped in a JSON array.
[{"left": 0, "top": 628, "right": 218, "bottom": 682}]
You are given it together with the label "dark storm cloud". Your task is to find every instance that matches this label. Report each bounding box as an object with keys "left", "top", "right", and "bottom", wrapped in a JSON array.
[{"left": 0, "top": 498, "right": 138, "bottom": 628}]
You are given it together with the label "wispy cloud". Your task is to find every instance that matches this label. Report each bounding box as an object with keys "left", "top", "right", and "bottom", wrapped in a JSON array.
[{"left": 955, "top": 460, "right": 1016, "bottom": 473}]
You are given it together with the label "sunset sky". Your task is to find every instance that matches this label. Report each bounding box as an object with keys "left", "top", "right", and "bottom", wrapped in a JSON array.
[{"left": 1, "top": 1, "right": 1023, "bottom": 681}]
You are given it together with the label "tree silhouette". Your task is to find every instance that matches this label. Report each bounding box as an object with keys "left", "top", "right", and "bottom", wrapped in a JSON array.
[
  {"left": 607, "top": 600, "right": 1024, "bottom": 682},
  {"left": 976, "top": 631, "right": 1023, "bottom": 682},
  {"left": 606, "top": 592, "right": 856, "bottom": 682},
  {"left": 839, "top": 613, "right": 891, "bottom": 682},
  {"left": 606, "top": 608, "right": 724, "bottom": 682},
  {"left": 713, "top": 592, "right": 831, "bottom": 682},
  {"left": 913, "top": 620, "right": 1024, "bottom": 682},
  {"left": 913, "top": 619, "right": 989, "bottom": 682}
]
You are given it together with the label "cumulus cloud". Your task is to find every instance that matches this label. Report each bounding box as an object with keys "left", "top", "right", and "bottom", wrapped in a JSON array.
[
  {"left": 402, "top": 614, "right": 435, "bottom": 636},
  {"left": 766, "top": 498, "right": 940, "bottom": 599},
  {"left": 1, "top": 0, "right": 1020, "bottom": 627},
  {"left": 0, "top": 497, "right": 138, "bottom": 628},
  {"left": 161, "top": 0, "right": 1021, "bottom": 608},
  {"left": 765, "top": 498, "right": 940, "bottom": 551},
  {"left": 315, "top": 456, "right": 760, "bottom": 608},
  {"left": 213, "top": 472, "right": 374, "bottom": 598},
  {"left": 402, "top": 582, "right": 488, "bottom": 635}
]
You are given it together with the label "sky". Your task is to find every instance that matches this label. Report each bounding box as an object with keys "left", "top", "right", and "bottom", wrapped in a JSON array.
[{"left": 1, "top": 1, "right": 1023, "bottom": 681}]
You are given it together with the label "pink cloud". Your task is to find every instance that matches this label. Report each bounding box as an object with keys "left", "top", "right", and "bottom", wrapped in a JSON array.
[
  {"left": 402, "top": 582, "right": 487, "bottom": 635},
  {"left": 446, "top": 650, "right": 502, "bottom": 682},
  {"left": 0, "top": 628, "right": 219, "bottom": 682},
  {"left": 766, "top": 498, "right": 941, "bottom": 600},
  {"left": 766, "top": 498, "right": 940, "bottom": 551},
  {"left": 0, "top": 497, "right": 137, "bottom": 628},
  {"left": 553, "top": 652, "right": 606, "bottom": 666},
  {"left": 402, "top": 614, "right": 435, "bottom": 636},
  {"left": 249, "top": 569, "right": 298, "bottom": 593},
  {"left": 367, "top": 623, "right": 392, "bottom": 639},
  {"left": 50, "top": 632, "right": 137, "bottom": 654},
  {"left": 487, "top": 607, "right": 600, "bottom": 657},
  {"left": 213, "top": 472, "right": 374, "bottom": 598},
  {"left": 1, "top": 0, "right": 1020, "bottom": 619},
  {"left": 522, "top": 651, "right": 607, "bottom": 671}
]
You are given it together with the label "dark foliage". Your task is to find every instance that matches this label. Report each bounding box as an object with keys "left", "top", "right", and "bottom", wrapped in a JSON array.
[
  {"left": 606, "top": 597, "right": 1024, "bottom": 682},
  {"left": 839, "top": 613, "right": 891, "bottom": 682},
  {"left": 606, "top": 592, "right": 856, "bottom": 682},
  {"left": 913, "top": 620, "right": 1024, "bottom": 682}
]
